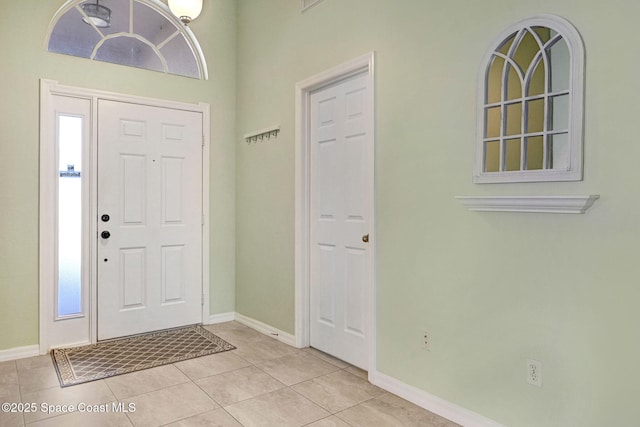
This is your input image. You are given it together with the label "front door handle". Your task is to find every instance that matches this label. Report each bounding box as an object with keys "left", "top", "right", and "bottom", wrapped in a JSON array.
[
  {"left": 101, "top": 231, "right": 111, "bottom": 239},
  {"left": 362, "top": 234, "right": 369, "bottom": 243}
]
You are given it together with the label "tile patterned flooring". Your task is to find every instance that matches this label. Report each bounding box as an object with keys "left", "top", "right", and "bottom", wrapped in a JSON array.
[{"left": 0, "top": 322, "right": 460, "bottom": 427}]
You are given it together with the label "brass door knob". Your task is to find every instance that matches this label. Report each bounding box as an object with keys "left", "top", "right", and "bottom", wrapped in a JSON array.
[{"left": 362, "top": 234, "right": 369, "bottom": 243}]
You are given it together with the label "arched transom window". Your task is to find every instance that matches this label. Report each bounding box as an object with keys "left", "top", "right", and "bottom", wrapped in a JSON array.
[
  {"left": 475, "top": 15, "right": 584, "bottom": 183},
  {"left": 46, "top": 0, "right": 208, "bottom": 79}
]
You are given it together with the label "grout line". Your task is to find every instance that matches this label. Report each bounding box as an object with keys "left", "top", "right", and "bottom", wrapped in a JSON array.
[{"left": 221, "top": 406, "right": 244, "bottom": 426}]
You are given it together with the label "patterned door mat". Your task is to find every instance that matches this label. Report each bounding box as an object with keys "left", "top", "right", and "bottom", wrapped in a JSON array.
[{"left": 51, "top": 324, "right": 235, "bottom": 387}]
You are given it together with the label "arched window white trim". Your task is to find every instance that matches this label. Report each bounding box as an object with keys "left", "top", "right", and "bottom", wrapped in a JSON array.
[
  {"left": 45, "top": 0, "right": 208, "bottom": 80},
  {"left": 475, "top": 15, "right": 584, "bottom": 183}
]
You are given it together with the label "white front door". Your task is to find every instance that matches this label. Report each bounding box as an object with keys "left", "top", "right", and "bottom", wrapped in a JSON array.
[
  {"left": 309, "top": 72, "right": 372, "bottom": 369},
  {"left": 97, "top": 100, "right": 203, "bottom": 340}
]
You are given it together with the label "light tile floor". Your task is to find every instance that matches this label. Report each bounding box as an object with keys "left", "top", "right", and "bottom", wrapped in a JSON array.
[{"left": 0, "top": 322, "right": 460, "bottom": 427}]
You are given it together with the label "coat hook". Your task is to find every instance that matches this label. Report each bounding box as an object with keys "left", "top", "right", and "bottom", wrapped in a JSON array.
[{"left": 244, "top": 126, "right": 281, "bottom": 144}]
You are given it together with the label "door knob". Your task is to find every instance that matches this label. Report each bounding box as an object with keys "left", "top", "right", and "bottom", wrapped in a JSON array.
[
  {"left": 101, "top": 231, "right": 111, "bottom": 239},
  {"left": 101, "top": 214, "right": 110, "bottom": 222},
  {"left": 362, "top": 234, "right": 369, "bottom": 243}
]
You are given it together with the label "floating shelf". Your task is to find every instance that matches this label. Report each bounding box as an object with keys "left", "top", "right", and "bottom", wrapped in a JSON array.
[
  {"left": 244, "top": 125, "right": 280, "bottom": 143},
  {"left": 455, "top": 195, "right": 600, "bottom": 214}
]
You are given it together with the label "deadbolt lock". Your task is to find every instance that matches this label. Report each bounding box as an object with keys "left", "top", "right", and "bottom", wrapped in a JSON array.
[{"left": 362, "top": 234, "right": 369, "bottom": 243}]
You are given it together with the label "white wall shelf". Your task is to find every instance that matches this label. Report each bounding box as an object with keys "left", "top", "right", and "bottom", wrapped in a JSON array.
[{"left": 455, "top": 195, "right": 600, "bottom": 214}]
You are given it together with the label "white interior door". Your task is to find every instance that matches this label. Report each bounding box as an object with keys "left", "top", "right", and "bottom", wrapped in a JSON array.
[
  {"left": 97, "top": 100, "right": 203, "bottom": 340},
  {"left": 309, "top": 72, "right": 372, "bottom": 369}
]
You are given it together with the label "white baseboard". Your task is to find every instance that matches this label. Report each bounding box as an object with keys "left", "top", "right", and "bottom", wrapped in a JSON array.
[
  {"left": 207, "top": 312, "right": 236, "bottom": 325},
  {"left": 371, "top": 371, "right": 505, "bottom": 427},
  {"left": 0, "top": 345, "right": 40, "bottom": 362},
  {"left": 208, "top": 313, "right": 500, "bottom": 427},
  {"left": 234, "top": 313, "right": 297, "bottom": 347}
]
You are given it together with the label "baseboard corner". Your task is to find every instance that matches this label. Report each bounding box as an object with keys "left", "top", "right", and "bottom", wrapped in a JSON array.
[{"left": 207, "top": 312, "right": 236, "bottom": 325}]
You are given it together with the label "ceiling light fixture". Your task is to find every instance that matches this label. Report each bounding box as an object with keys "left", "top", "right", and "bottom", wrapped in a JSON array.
[
  {"left": 168, "top": 0, "right": 202, "bottom": 25},
  {"left": 81, "top": 0, "right": 112, "bottom": 28}
]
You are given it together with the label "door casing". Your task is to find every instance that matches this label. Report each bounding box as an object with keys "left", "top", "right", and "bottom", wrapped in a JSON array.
[
  {"left": 39, "top": 79, "right": 211, "bottom": 353},
  {"left": 294, "top": 53, "right": 376, "bottom": 375}
]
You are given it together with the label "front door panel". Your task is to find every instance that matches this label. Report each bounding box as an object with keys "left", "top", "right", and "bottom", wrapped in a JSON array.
[{"left": 97, "top": 100, "right": 203, "bottom": 340}]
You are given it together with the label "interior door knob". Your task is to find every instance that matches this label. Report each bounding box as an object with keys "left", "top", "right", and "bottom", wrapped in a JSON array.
[
  {"left": 101, "top": 231, "right": 111, "bottom": 239},
  {"left": 362, "top": 234, "right": 369, "bottom": 243}
]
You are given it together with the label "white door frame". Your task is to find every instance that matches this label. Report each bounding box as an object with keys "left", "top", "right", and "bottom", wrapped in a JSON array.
[
  {"left": 39, "top": 79, "right": 211, "bottom": 353},
  {"left": 294, "top": 52, "right": 376, "bottom": 374}
]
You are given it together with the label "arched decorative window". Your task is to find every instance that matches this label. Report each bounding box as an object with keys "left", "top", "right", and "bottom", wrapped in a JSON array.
[
  {"left": 475, "top": 15, "right": 584, "bottom": 183},
  {"left": 46, "top": 0, "right": 208, "bottom": 79}
]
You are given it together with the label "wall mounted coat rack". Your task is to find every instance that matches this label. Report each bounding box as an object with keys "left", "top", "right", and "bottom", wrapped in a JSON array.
[{"left": 244, "top": 125, "right": 280, "bottom": 143}]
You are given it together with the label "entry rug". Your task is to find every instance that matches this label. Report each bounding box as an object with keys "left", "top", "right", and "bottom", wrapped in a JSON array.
[{"left": 51, "top": 324, "right": 235, "bottom": 387}]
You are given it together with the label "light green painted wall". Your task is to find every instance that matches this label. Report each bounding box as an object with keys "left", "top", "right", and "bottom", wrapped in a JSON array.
[
  {"left": 235, "top": 0, "right": 640, "bottom": 425},
  {"left": 0, "top": 0, "right": 236, "bottom": 349}
]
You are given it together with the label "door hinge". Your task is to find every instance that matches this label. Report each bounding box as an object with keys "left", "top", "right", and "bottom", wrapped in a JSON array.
[{"left": 202, "top": 135, "right": 205, "bottom": 147}]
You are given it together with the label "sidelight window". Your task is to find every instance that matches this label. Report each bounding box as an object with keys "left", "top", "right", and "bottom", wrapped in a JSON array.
[{"left": 57, "top": 115, "right": 85, "bottom": 318}]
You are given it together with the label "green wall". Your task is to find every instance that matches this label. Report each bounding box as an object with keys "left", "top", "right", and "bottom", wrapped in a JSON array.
[
  {"left": 2, "top": 0, "right": 639, "bottom": 425},
  {"left": 0, "top": 0, "right": 237, "bottom": 348},
  {"left": 235, "top": 0, "right": 640, "bottom": 426}
]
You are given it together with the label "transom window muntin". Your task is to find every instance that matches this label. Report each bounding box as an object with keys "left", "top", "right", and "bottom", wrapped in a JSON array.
[
  {"left": 46, "top": 0, "right": 207, "bottom": 79},
  {"left": 475, "top": 15, "right": 584, "bottom": 183}
]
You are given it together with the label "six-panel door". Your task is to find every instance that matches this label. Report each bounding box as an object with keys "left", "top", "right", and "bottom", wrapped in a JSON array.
[
  {"left": 97, "top": 100, "right": 203, "bottom": 340},
  {"left": 309, "top": 72, "right": 371, "bottom": 369}
]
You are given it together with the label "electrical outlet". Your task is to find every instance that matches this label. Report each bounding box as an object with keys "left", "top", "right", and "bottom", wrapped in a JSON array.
[
  {"left": 422, "top": 330, "right": 431, "bottom": 351},
  {"left": 526, "top": 359, "right": 543, "bottom": 387}
]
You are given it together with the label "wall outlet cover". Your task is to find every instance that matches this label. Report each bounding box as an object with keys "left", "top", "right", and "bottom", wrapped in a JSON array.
[
  {"left": 422, "top": 330, "right": 431, "bottom": 351},
  {"left": 526, "top": 359, "right": 543, "bottom": 387}
]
